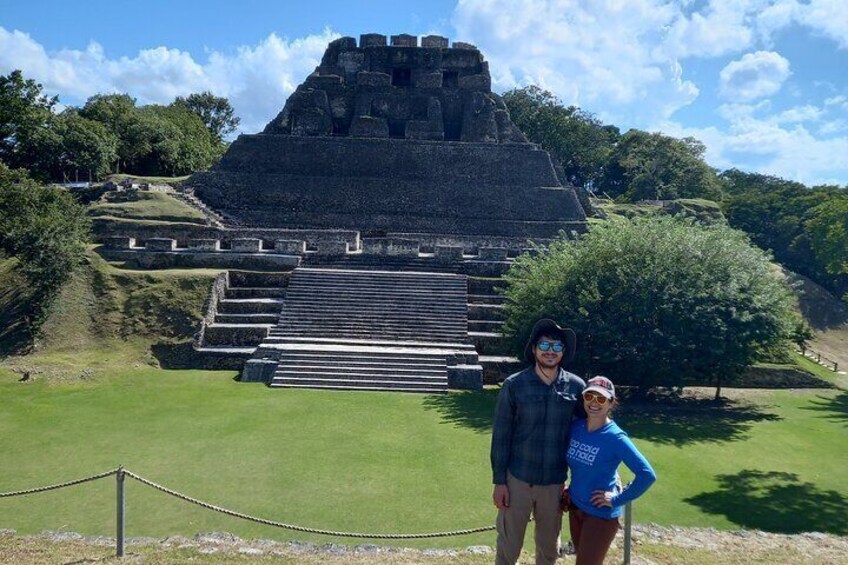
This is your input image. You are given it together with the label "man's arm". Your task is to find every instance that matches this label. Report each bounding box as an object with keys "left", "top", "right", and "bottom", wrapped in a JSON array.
[
  {"left": 490, "top": 379, "right": 514, "bottom": 484},
  {"left": 490, "top": 379, "right": 515, "bottom": 508}
]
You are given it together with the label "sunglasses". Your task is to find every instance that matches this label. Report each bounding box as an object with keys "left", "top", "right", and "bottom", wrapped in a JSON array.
[
  {"left": 537, "top": 341, "right": 564, "bottom": 353},
  {"left": 583, "top": 391, "right": 610, "bottom": 405}
]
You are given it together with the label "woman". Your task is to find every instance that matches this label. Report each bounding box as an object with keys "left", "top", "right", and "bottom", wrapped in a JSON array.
[{"left": 565, "top": 376, "right": 657, "bottom": 565}]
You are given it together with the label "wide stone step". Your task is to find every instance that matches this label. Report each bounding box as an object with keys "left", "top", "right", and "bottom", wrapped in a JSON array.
[
  {"left": 274, "top": 369, "right": 447, "bottom": 381},
  {"left": 218, "top": 299, "right": 284, "bottom": 314},
  {"left": 228, "top": 271, "right": 291, "bottom": 288},
  {"left": 271, "top": 331, "right": 465, "bottom": 341},
  {"left": 284, "top": 283, "right": 464, "bottom": 293},
  {"left": 468, "top": 304, "right": 505, "bottom": 320},
  {"left": 279, "top": 303, "right": 467, "bottom": 314},
  {"left": 469, "top": 320, "right": 505, "bottom": 332},
  {"left": 225, "top": 287, "right": 286, "bottom": 299},
  {"left": 203, "top": 324, "right": 271, "bottom": 346},
  {"left": 468, "top": 331, "right": 512, "bottom": 355},
  {"left": 468, "top": 277, "right": 504, "bottom": 295},
  {"left": 268, "top": 381, "right": 448, "bottom": 393},
  {"left": 468, "top": 294, "right": 505, "bottom": 305},
  {"left": 215, "top": 313, "right": 279, "bottom": 324},
  {"left": 277, "top": 359, "right": 447, "bottom": 370}
]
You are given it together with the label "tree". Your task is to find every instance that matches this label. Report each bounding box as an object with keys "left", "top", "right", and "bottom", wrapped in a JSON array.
[
  {"left": 53, "top": 110, "right": 119, "bottom": 180},
  {"left": 174, "top": 91, "right": 240, "bottom": 143},
  {"left": 502, "top": 86, "right": 619, "bottom": 188},
  {"left": 502, "top": 216, "right": 796, "bottom": 398},
  {"left": 0, "top": 70, "right": 58, "bottom": 177},
  {"left": 598, "top": 130, "right": 724, "bottom": 202},
  {"left": 135, "top": 104, "right": 220, "bottom": 176},
  {"left": 0, "top": 162, "right": 91, "bottom": 337},
  {"left": 79, "top": 93, "right": 144, "bottom": 173},
  {"left": 806, "top": 197, "right": 848, "bottom": 276}
]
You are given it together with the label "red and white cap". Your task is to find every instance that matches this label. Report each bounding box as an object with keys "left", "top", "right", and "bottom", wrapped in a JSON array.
[{"left": 584, "top": 376, "right": 615, "bottom": 400}]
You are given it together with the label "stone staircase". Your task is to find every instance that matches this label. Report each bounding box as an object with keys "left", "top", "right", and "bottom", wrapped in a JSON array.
[
  {"left": 467, "top": 277, "right": 523, "bottom": 382},
  {"left": 245, "top": 268, "right": 481, "bottom": 392},
  {"left": 194, "top": 271, "right": 289, "bottom": 365}
]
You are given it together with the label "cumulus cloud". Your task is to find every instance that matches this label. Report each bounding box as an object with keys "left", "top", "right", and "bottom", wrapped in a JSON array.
[
  {"left": 719, "top": 51, "right": 791, "bottom": 101},
  {"left": 451, "top": 0, "right": 698, "bottom": 127},
  {"left": 0, "top": 26, "right": 338, "bottom": 135}
]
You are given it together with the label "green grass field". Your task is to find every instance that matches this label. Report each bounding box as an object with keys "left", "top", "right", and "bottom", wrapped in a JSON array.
[
  {"left": 88, "top": 192, "right": 206, "bottom": 224},
  {"left": 1, "top": 369, "right": 845, "bottom": 550}
]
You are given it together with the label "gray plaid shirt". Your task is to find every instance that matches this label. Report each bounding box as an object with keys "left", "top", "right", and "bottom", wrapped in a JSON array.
[{"left": 491, "top": 366, "right": 585, "bottom": 486}]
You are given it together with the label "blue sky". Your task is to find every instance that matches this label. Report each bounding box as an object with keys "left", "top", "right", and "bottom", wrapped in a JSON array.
[{"left": 2, "top": 0, "right": 846, "bottom": 186}]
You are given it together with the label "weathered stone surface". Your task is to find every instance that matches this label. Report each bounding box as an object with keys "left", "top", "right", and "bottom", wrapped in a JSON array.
[
  {"left": 390, "top": 34, "right": 417, "bottom": 47},
  {"left": 316, "top": 241, "right": 349, "bottom": 255},
  {"left": 146, "top": 238, "right": 176, "bottom": 251},
  {"left": 478, "top": 247, "right": 509, "bottom": 261},
  {"left": 448, "top": 365, "right": 484, "bottom": 390},
  {"left": 230, "top": 238, "right": 262, "bottom": 253},
  {"left": 101, "top": 236, "right": 135, "bottom": 250},
  {"left": 422, "top": 35, "right": 449, "bottom": 48},
  {"left": 275, "top": 240, "right": 306, "bottom": 254},
  {"left": 188, "top": 239, "right": 220, "bottom": 251},
  {"left": 188, "top": 34, "right": 586, "bottom": 237}
]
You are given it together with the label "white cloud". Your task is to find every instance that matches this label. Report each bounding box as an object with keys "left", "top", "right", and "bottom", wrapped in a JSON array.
[
  {"left": 799, "top": 0, "right": 848, "bottom": 48},
  {"left": 663, "top": 0, "right": 756, "bottom": 58},
  {"left": 773, "top": 104, "right": 822, "bottom": 123},
  {"left": 719, "top": 51, "right": 791, "bottom": 101},
  {"left": 451, "top": 0, "right": 698, "bottom": 127},
  {"left": 0, "top": 26, "right": 338, "bottom": 135},
  {"left": 660, "top": 115, "right": 848, "bottom": 186}
]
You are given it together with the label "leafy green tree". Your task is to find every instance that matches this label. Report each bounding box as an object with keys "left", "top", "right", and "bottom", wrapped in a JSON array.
[
  {"left": 721, "top": 169, "right": 845, "bottom": 298},
  {"left": 134, "top": 104, "right": 219, "bottom": 176},
  {"left": 53, "top": 110, "right": 119, "bottom": 180},
  {"left": 502, "top": 86, "right": 619, "bottom": 188},
  {"left": 598, "top": 130, "right": 724, "bottom": 202},
  {"left": 502, "top": 216, "right": 796, "bottom": 398},
  {"left": 806, "top": 197, "right": 848, "bottom": 276},
  {"left": 0, "top": 162, "right": 91, "bottom": 337},
  {"left": 174, "top": 91, "right": 240, "bottom": 143},
  {"left": 79, "top": 93, "right": 144, "bottom": 173},
  {"left": 0, "top": 70, "right": 58, "bottom": 177}
]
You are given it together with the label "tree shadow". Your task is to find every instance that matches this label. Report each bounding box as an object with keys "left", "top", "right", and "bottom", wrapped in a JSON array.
[
  {"left": 0, "top": 281, "right": 35, "bottom": 357},
  {"left": 685, "top": 470, "right": 848, "bottom": 535},
  {"left": 800, "top": 391, "right": 848, "bottom": 427},
  {"left": 615, "top": 396, "right": 782, "bottom": 446},
  {"left": 422, "top": 389, "right": 500, "bottom": 433}
]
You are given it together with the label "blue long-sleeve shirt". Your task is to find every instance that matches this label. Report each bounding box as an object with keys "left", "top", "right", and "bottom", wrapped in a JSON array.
[
  {"left": 491, "top": 367, "right": 585, "bottom": 486},
  {"left": 566, "top": 419, "right": 656, "bottom": 519}
]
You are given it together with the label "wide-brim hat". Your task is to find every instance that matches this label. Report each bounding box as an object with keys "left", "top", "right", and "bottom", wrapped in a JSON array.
[{"left": 523, "top": 318, "right": 577, "bottom": 366}]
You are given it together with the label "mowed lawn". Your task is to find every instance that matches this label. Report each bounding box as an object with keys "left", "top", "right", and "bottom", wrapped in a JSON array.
[{"left": 0, "top": 369, "right": 846, "bottom": 549}]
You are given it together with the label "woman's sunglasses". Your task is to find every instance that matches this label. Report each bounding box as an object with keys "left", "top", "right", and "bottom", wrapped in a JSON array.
[
  {"left": 536, "top": 341, "right": 564, "bottom": 352},
  {"left": 583, "top": 391, "right": 610, "bottom": 405}
]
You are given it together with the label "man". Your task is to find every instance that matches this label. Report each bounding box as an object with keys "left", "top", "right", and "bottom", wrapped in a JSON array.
[{"left": 491, "top": 318, "right": 586, "bottom": 565}]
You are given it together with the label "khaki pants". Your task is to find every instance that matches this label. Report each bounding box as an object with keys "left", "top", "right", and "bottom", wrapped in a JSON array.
[{"left": 495, "top": 472, "right": 563, "bottom": 565}]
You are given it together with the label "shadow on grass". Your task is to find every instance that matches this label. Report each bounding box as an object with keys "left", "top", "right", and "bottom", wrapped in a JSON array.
[
  {"left": 685, "top": 470, "right": 848, "bottom": 535},
  {"left": 801, "top": 391, "right": 848, "bottom": 427},
  {"left": 0, "top": 277, "right": 35, "bottom": 357},
  {"left": 615, "top": 396, "right": 782, "bottom": 446},
  {"left": 422, "top": 389, "right": 500, "bottom": 432}
]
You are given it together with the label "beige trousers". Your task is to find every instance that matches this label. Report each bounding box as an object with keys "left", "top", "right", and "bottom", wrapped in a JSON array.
[{"left": 495, "top": 471, "right": 563, "bottom": 565}]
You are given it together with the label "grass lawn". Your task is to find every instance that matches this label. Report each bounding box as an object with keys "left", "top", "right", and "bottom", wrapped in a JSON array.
[
  {"left": 1, "top": 370, "right": 846, "bottom": 550},
  {"left": 88, "top": 192, "right": 206, "bottom": 225}
]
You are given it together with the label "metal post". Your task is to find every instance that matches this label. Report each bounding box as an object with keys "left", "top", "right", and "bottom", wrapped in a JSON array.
[
  {"left": 116, "top": 466, "right": 125, "bottom": 558},
  {"left": 623, "top": 501, "right": 632, "bottom": 565}
]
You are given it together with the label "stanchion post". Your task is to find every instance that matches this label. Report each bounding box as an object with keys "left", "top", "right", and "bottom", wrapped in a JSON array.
[
  {"left": 623, "top": 501, "right": 632, "bottom": 565},
  {"left": 116, "top": 466, "right": 125, "bottom": 558}
]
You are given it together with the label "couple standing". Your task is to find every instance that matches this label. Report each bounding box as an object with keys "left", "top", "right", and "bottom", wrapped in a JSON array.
[{"left": 491, "top": 319, "right": 657, "bottom": 565}]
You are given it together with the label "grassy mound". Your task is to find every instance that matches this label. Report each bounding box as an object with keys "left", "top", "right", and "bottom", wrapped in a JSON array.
[
  {"left": 88, "top": 191, "right": 207, "bottom": 225},
  {"left": 0, "top": 252, "right": 218, "bottom": 376}
]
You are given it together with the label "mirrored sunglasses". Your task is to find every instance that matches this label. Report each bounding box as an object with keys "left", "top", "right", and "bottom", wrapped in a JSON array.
[
  {"left": 537, "top": 341, "right": 564, "bottom": 353},
  {"left": 583, "top": 391, "right": 609, "bottom": 405}
]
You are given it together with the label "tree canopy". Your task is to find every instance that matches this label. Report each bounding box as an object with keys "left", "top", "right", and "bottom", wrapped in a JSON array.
[
  {"left": 174, "top": 91, "right": 240, "bottom": 143},
  {"left": 0, "top": 162, "right": 91, "bottom": 334},
  {"left": 502, "top": 216, "right": 797, "bottom": 396},
  {"left": 1, "top": 70, "right": 238, "bottom": 180}
]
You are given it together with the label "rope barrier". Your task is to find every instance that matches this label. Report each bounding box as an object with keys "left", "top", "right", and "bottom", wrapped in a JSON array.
[
  {"left": 0, "top": 468, "right": 118, "bottom": 498},
  {"left": 123, "top": 470, "right": 495, "bottom": 539}
]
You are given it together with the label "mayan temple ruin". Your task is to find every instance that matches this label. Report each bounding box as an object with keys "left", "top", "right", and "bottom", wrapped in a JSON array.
[
  {"left": 100, "top": 34, "right": 588, "bottom": 392},
  {"left": 186, "top": 33, "right": 585, "bottom": 237}
]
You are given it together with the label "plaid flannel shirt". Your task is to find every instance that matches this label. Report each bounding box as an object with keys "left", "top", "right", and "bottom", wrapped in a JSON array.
[{"left": 491, "top": 366, "right": 585, "bottom": 486}]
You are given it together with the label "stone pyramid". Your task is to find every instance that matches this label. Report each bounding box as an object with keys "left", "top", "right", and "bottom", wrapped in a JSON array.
[{"left": 187, "top": 33, "right": 586, "bottom": 238}]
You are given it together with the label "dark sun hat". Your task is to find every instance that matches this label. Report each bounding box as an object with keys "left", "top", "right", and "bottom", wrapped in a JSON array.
[{"left": 523, "top": 318, "right": 577, "bottom": 366}]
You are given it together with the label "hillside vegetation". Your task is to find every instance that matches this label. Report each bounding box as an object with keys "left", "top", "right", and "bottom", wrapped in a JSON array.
[{"left": 0, "top": 251, "right": 218, "bottom": 376}]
